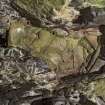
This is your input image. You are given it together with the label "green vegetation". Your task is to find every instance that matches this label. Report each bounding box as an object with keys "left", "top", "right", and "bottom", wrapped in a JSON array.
[
  {"left": 15, "top": 0, "right": 65, "bottom": 18},
  {"left": 87, "top": 0, "right": 105, "bottom": 7}
]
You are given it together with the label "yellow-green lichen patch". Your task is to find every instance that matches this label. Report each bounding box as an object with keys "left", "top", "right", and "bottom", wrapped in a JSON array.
[
  {"left": 87, "top": 0, "right": 105, "bottom": 7},
  {"left": 93, "top": 79, "right": 105, "bottom": 98}
]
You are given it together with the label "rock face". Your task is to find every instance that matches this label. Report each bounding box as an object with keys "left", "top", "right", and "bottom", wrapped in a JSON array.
[
  {"left": 0, "top": 17, "right": 8, "bottom": 47},
  {"left": 0, "top": 0, "right": 20, "bottom": 19},
  {"left": 73, "top": 6, "right": 105, "bottom": 26},
  {"left": 1, "top": 0, "right": 105, "bottom": 105}
]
